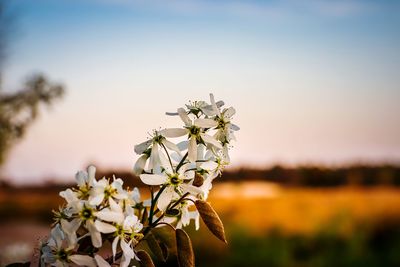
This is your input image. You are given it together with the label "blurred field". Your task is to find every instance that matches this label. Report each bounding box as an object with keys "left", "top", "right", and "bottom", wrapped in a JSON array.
[{"left": 1, "top": 182, "right": 400, "bottom": 266}]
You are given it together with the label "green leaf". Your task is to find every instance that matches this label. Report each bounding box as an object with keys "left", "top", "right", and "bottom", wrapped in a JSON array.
[
  {"left": 195, "top": 200, "right": 227, "bottom": 243},
  {"left": 146, "top": 232, "right": 167, "bottom": 262},
  {"left": 136, "top": 250, "right": 155, "bottom": 267},
  {"left": 176, "top": 229, "right": 195, "bottom": 267}
]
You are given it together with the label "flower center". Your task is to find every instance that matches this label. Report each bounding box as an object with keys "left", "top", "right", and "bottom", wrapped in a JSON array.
[
  {"left": 80, "top": 206, "right": 94, "bottom": 220},
  {"left": 169, "top": 174, "right": 182, "bottom": 186},
  {"left": 104, "top": 186, "right": 117, "bottom": 199},
  {"left": 189, "top": 126, "right": 200, "bottom": 136},
  {"left": 56, "top": 249, "right": 71, "bottom": 262}
]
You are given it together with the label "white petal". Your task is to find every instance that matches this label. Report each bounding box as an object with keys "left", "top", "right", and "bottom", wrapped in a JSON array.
[
  {"left": 134, "top": 140, "right": 152, "bottom": 155},
  {"left": 209, "top": 93, "right": 221, "bottom": 116},
  {"left": 133, "top": 154, "right": 148, "bottom": 175},
  {"left": 181, "top": 183, "right": 204, "bottom": 197},
  {"left": 216, "top": 100, "right": 225, "bottom": 108},
  {"left": 157, "top": 186, "right": 175, "bottom": 211},
  {"left": 87, "top": 221, "right": 102, "bottom": 248},
  {"left": 70, "top": 255, "right": 96, "bottom": 267},
  {"left": 160, "top": 128, "right": 188, "bottom": 138},
  {"left": 94, "top": 255, "right": 111, "bottom": 267},
  {"left": 197, "top": 144, "right": 206, "bottom": 161},
  {"left": 199, "top": 161, "right": 218, "bottom": 171},
  {"left": 171, "top": 152, "right": 183, "bottom": 163},
  {"left": 148, "top": 143, "right": 160, "bottom": 170},
  {"left": 96, "top": 210, "right": 124, "bottom": 223},
  {"left": 95, "top": 220, "right": 116, "bottom": 234},
  {"left": 75, "top": 171, "right": 88, "bottom": 187},
  {"left": 123, "top": 215, "right": 139, "bottom": 230},
  {"left": 201, "top": 133, "right": 222, "bottom": 149},
  {"left": 183, "top": 170, "right": 195, "bottom": 180},
  {"left": 121, "top": 239, "right": 135, "bottom": 259},
  {"left": 178, "top": 108, "right": 192, "bottom": 126},
  {"left": 177, "top": 140, "right": 189, "bottom": 151},
  {"left": 194, "top": 118, "right": 218, "bottom": 128},
  {"left": 87, "top": 165, "right": 96, "bottom": 185},
  {"left": 88, "top": 191, "right": 104, "bottom": 206},
  {"left": 112, "top": 236, "right": 119, "bottom": 258},
  {"left": 109, "top": 197, "right": 123, "bottom": 213},
  {"left": 162, "top": 139, "right": 182, "bottom": 154},
  {"left": 188, "top": 137, "right": 197, "bottom": 162},
  {"left": 231, "top": 123, "right": 240, "bottom": 131},
  {"left": 140, "top": 174, "right": 167, "bottom": 185},
  {"left": 59, "top": 189, "right": 77, "bottom": 204},
  {"left": 223, "top": 107, "right": 236, "bottom": 118},
  {"left": 202, "top": 105, "right": 216, "bottom": 116},
  {"left": 159, "top": 149, "right": 173, "bottom": 173}
]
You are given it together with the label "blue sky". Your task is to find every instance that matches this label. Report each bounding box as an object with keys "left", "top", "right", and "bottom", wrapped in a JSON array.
[{"left": 2, "top": 0, "right": 400, "bottom": 184}]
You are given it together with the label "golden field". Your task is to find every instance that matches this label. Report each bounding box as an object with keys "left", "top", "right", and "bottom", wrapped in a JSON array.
[{"left": 1, "top": 182, "right": 400, "bottom": 266}]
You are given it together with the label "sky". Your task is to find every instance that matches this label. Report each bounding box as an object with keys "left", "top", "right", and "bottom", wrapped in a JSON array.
[{"left": 1, "top": 0, "right": 400, "bottom": 184}]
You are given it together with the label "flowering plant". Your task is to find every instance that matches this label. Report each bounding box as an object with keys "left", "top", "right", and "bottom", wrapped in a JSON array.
[{"left": 32, "top": 94, "right": 238, "bottom": 267}]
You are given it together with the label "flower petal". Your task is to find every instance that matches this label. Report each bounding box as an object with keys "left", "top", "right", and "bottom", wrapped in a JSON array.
[
  {"left": 194, "top": 118, "right": 218, "bottom": 128},
  {"left": 87, "top": 221, "right": 102, "bottom": 248},
  {"left": 209, "top": 93, "right": 221, "bottom": 116},
  {"left": 201, "top": 133, "right": 222, "bottom": 149},
  {"left": 178, "top": 108, "right": 192, "bottom": 126},
  {"left": 96, "top": 210, "right": 124, "bottom": 223},
  {"left": 162, "top": 139, "right": 182, "bottom": 154},
  {"left": 181, "top": 183, "right": 204, "bottom": 197},
  {"left": 95, "top": 220, "right": 116, "bottom": 234},
  {"left": 231, "top": 123, "right": 240, "bottom": 131},
  {"left": 160, "top": 128, "right": 188, "bottom": 138},
  {"left": 148, "top": 143, "right": 160, "bottom": 170},
  {"left": 133, "top": 154, "right": 148, "bottom": 176},
  {"left": 223, "top": 107, "right": 236, "bottom": 118},
  {"left": 188, "top": 137, "right": 197, "bottom": 162},
  {"left": 140, "top": 174, "right": 167, "bottom": 185},
  {"left": 121, "top": 239, "right": 135, "bottom": 259},
  {"left": 112, "top": 236, "right": 119, "bottom": 258},
  {"left": 75, "top": 171, "right": 88, "bottom": 187},
  {"left": 70, "top": 255, "right": 96, "bottom": 267},
  {"left": 94, "top": 255, "right": 111, "bottom": 267},
  {"left": 134, "top": 139, "right": 152, "bottom": 155},
  {"left": 157, "top": 186, "right": 175, "bottom": 211}
]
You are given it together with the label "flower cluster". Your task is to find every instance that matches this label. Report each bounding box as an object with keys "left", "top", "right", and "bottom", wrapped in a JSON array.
[
  {"left": 39, "top": 94, "right": 238, "bottom": 267},
  {"left": 41, "top": 166, "right": 143, "bottom": 267}
]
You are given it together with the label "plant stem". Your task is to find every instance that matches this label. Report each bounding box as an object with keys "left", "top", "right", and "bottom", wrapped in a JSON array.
[
  {"left": 148, "top": 185, "right": 167, "bottom": 224},
  {"left": 176, "top": 152, "right": 188, "bottom": 171},
  {"left": 160, "top": 142, "right": 174, "bottom": 171}
]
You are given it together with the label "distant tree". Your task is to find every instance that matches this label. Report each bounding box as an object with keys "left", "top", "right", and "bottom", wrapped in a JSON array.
[
  {"left": 0, "top": 1, "right": 65, "bottom": 167},
  {"left": 0, "top": 75, "right": 64, "bottom": 165}
]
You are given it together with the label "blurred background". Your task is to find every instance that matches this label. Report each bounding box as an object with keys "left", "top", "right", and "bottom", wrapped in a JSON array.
[{"left": 0, "top": 0, "right": 400, "bottom": 266}]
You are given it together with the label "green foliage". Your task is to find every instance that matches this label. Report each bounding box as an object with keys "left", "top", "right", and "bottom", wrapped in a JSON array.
[{"left": 0, "top": 75, "right": 64, "bottom": 166}]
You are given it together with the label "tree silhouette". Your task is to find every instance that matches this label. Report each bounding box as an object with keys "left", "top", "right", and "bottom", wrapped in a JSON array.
[{"left": 0, "top": 1, "right": 65, "bottom": 167}]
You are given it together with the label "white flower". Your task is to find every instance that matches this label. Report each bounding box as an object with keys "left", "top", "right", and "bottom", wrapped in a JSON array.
[
  {"left": 64, "top": 200, "right": 123, "bottom": 248},
  {"left": 134, "top": 130, "right": 182, "bottom": 173},
  {"left": 210, "top": 93, "right": 239, "bottom": 146},
  {"left": 94, "top": 198, "right": 143, "bottom": 267},
  {"left": 133, "top": 154, "right": 148, "bottom": 175},
  {"left": 139, "top": 161, "right": 202, "bottom": 211},
  {"left": 41, "top": 224, "right": 96, "bottom": 267},
  {"left": 162, "top": 108, "right": 221, "bottom": 162},
  {"left": 75, "top": 165, "right": 98, "bottom": 199},
  {"left": 89, "top": 176, "right": 124, "bottom": 206}
]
